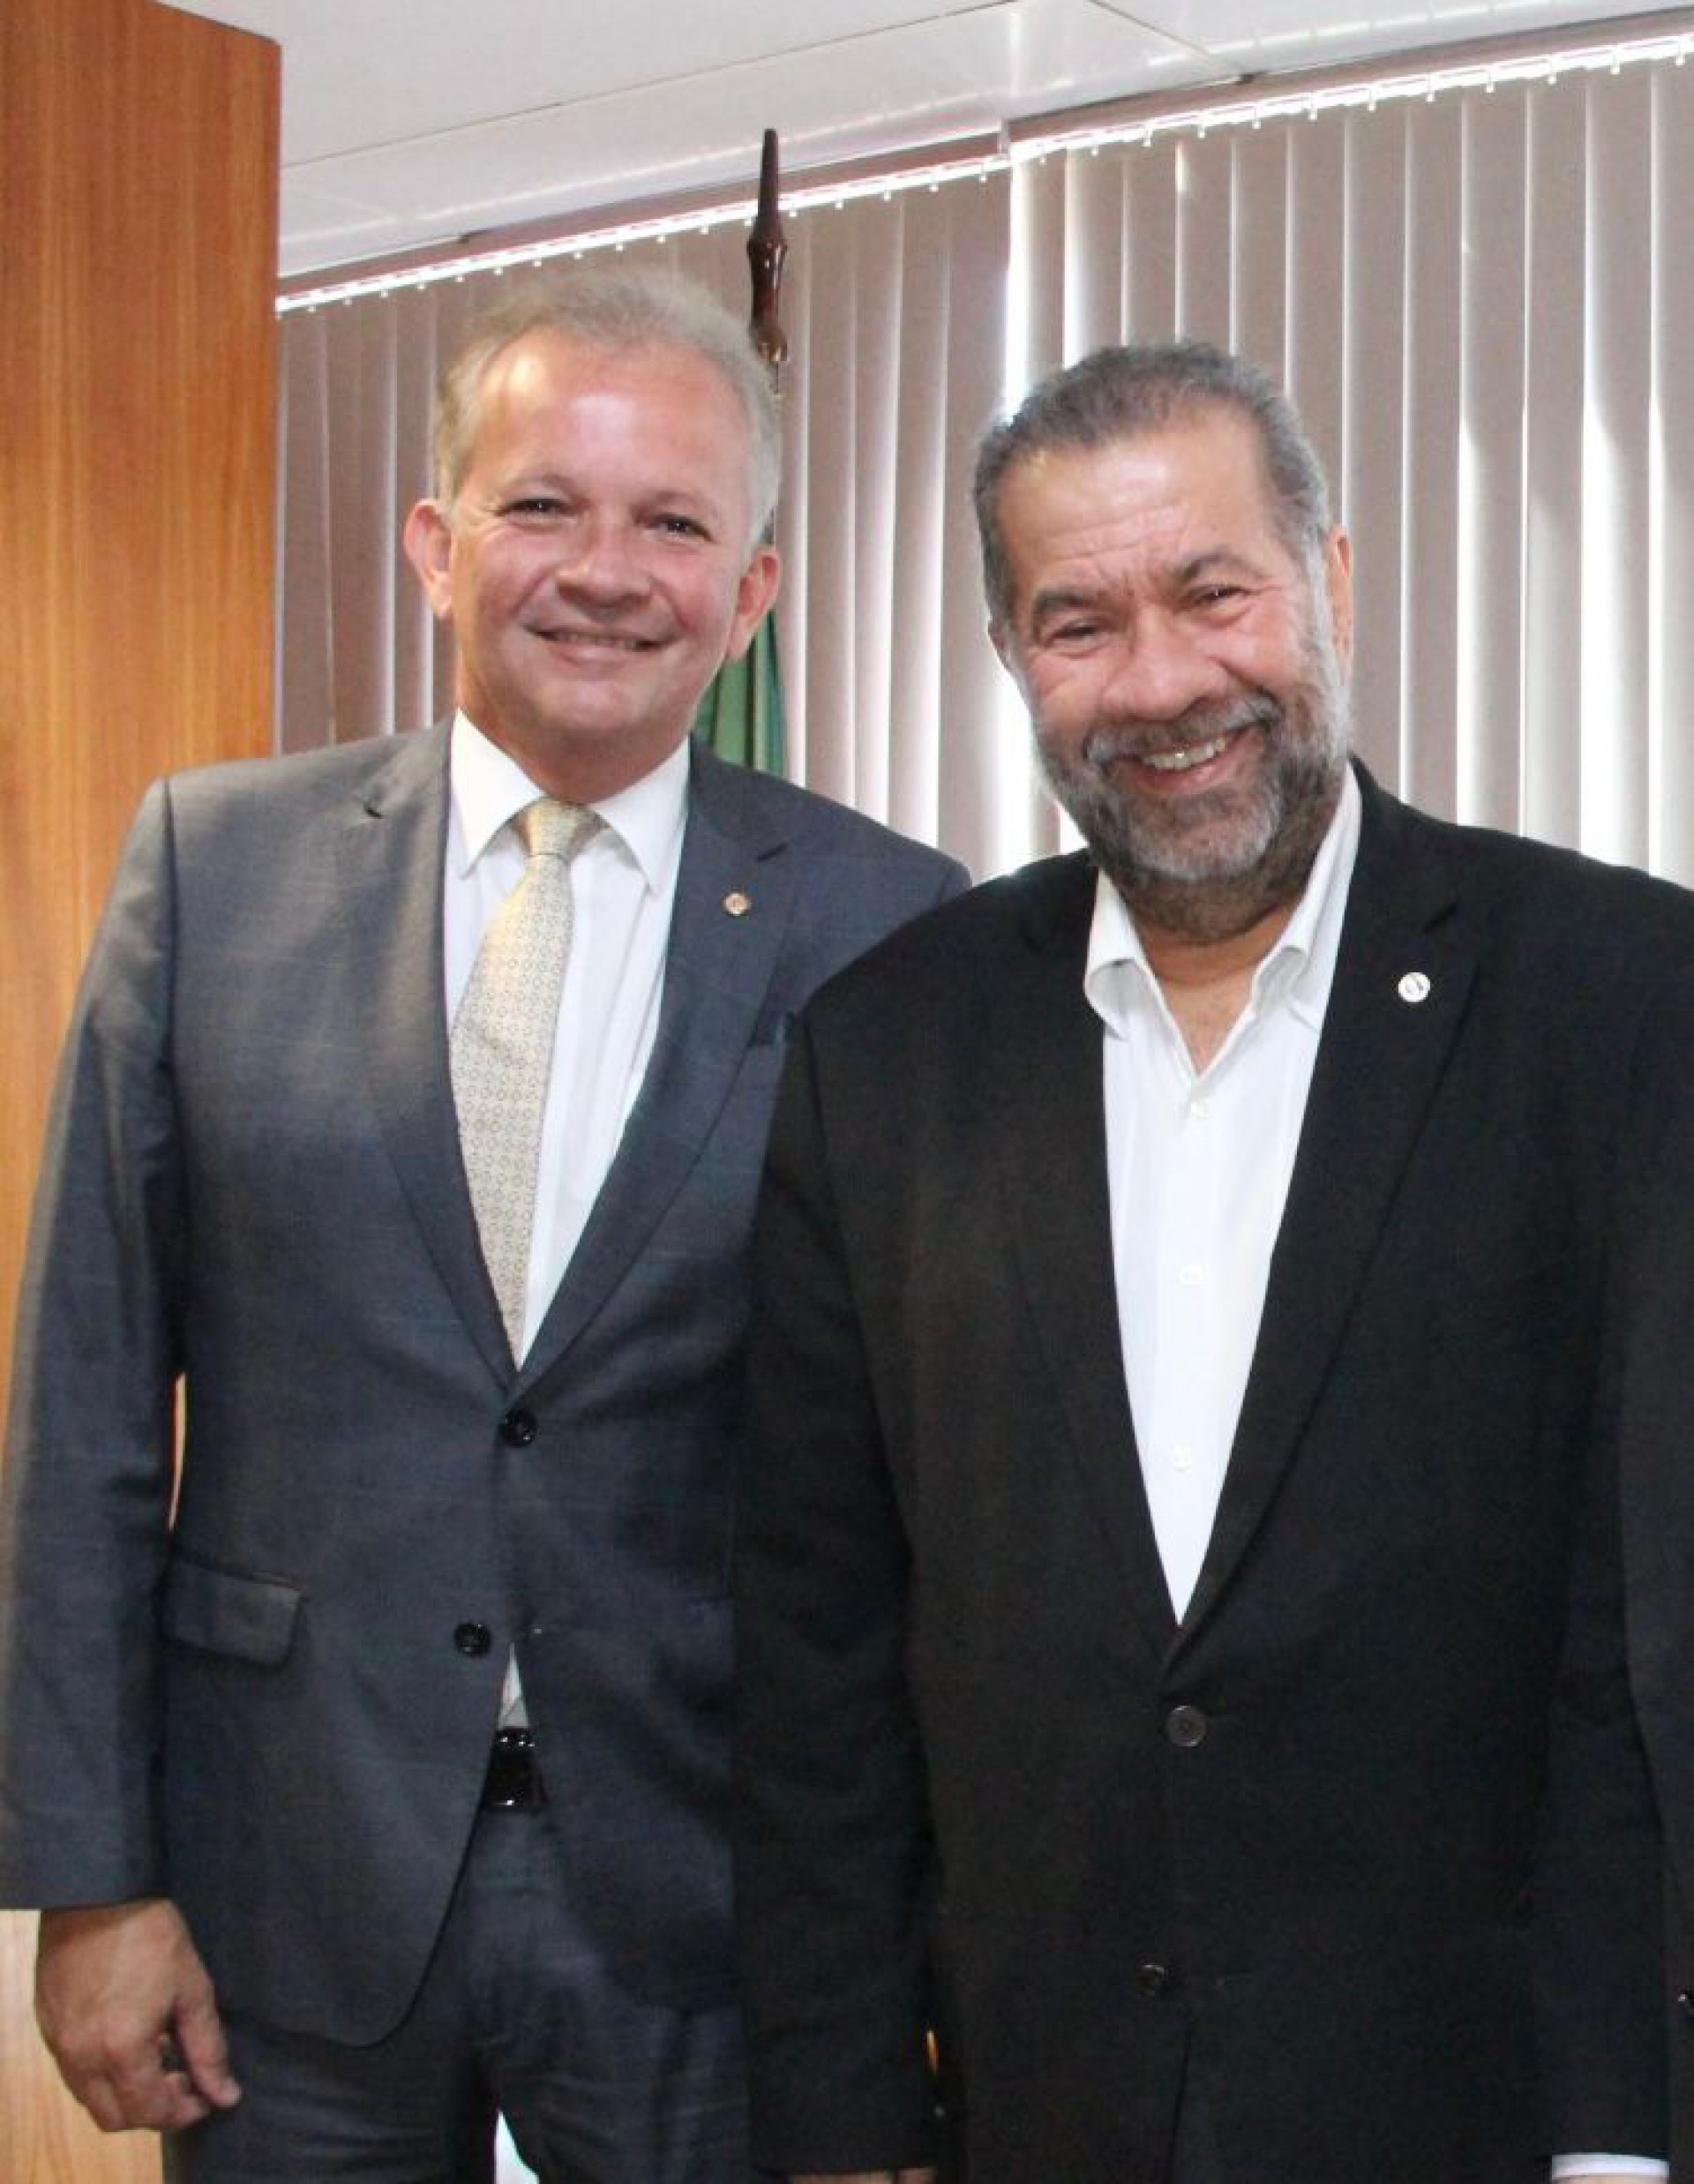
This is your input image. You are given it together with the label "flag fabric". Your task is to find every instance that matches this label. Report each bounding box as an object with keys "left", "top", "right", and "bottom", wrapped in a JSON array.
[{"left": 693, "top": 614, "right": 785, "bottom": 775}]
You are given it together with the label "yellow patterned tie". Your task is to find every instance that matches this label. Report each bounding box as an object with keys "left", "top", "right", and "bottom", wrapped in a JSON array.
[{"left": 451, "top": 798, "right": 600, "bottom": 1357}]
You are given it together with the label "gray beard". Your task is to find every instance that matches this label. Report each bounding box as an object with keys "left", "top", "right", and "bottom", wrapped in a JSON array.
[{"left": 1036, "top": 651, "right": 1350, "bottom": 947}]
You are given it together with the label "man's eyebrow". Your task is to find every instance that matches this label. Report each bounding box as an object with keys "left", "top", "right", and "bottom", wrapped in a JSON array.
[
  {"left": 1028, "top": 585, "right": 1105, "bottom": 623},
  {"left": 1173, "top": 546, "right": 1270, "bottom": 585},
  {"left": 1027, "top": 545, "right": 1278, "bottom": 619}
]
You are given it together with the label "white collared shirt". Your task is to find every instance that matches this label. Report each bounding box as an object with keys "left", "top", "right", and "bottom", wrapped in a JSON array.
[
  {"left": 445, "top": 711, "right": 688, "bottom": 1361},
  {"left": 1087, "top": 769, "right": 1360, "bottom": 1621}
]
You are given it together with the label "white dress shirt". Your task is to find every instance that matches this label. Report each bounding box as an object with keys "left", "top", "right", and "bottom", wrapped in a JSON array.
[
  {"left": 1088, "top": 768, "right": 1360, "bottom": 1622},
  {"left": 446, "top": 711, "right": 687, "bottom": 1362},
  {"left": 1084, "top": 767, "right": 1656, "bottom": 2181}
]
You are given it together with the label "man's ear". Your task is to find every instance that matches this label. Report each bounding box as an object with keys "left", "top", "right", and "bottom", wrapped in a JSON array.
[
  {"left": 723, "top": 544, "right": 782, "bottom": 664},
  {"left": 401, "top": 500, "right": 455, "bottom": 621},
  {"left": 1324, "top": 528, "right": 1354, "bottom": 677}
]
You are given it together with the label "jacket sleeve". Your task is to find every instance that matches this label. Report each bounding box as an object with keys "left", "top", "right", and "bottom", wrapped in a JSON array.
[
  {"left": 733, "top": 1015, "right": 941, "bottom": 2176},
  {"left": 1533, "top": 977, "right": 1687, "bottom": 2164},
  {"left": 0, "top": 781, "right": 187, "bottom": 1908}
]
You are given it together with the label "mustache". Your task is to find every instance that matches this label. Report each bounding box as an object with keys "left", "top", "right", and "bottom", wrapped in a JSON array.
[{"left": 1078, "top": 693, "right": 1281, "bottom": 770}]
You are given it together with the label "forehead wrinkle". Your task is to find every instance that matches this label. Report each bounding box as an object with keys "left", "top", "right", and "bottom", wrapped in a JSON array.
[
  {"left": 464, "top": 341, "right": 753, "bottom": 518},
  {"left": 1001, "top": 415, "right": 1297, "bottom": 584},
  {"left": 1024, "top": 540, "right": 1278, "bottom": 621}
]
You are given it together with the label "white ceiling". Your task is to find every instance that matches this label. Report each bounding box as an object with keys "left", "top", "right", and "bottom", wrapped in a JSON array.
[{"left": 161, "top": 0, "right": 1691, "bottom": 278}]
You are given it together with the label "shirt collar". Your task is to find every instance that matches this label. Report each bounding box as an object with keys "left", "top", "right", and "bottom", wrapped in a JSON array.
[
  {"left": 1083, "top": 762, "right": 1362, "bottom": 1036},
  {"left": 448, "top": 710, "right": 690, "bottom": 892}
]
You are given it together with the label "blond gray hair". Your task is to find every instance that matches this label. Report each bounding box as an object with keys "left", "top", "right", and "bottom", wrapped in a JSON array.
[{"left": 432, "top": 266, "right": 780, "bottom": 546}]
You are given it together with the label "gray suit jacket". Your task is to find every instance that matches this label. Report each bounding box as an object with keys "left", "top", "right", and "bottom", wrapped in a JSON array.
[{"left": 0, "top": 720, "right": 965, "bottom": 2041}]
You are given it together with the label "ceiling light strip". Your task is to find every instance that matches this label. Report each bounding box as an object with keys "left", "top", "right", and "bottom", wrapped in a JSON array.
[{"left": 278, "top": 24, "right": 1694, "bottom": 314}]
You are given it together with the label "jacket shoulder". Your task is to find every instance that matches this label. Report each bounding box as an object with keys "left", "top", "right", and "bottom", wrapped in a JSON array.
[
  {"left": 159, "top": 727, "right": 437, "bottom": 822},
  {"left": 693, "top": 748, "right": 961, "bottom": 874},
  {"left": 1367, "top": 777, "right": 1694, "bottom": 954},
  {"left": 804, "top": 848, "right": 1091, "bottom": 1022}
]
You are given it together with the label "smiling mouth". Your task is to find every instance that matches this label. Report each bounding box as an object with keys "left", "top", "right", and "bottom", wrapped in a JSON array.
[
  {"left": 1091, "top": 700, "right": 1275, "bottom": 778},
  {"left": 535, "top": 628, "right": 657, "bottom": 652},
  {"left": 1138, "top": 732, "right": 1234, "bottom": 774}
]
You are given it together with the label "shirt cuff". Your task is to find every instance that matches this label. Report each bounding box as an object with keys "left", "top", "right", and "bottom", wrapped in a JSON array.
[{"left": 1551, "top": 2159, "right": 1668, "bottom": 2179}]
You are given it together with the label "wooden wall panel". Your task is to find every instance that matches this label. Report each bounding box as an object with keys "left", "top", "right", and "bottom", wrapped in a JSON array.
[{"left": 0, "top": 0, "right": 280, "bottom": 2175}]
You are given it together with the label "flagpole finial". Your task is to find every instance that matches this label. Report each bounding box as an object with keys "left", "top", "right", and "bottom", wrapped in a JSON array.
[{"left": 748, "top": 128, "right": 788, "bottom": 381}]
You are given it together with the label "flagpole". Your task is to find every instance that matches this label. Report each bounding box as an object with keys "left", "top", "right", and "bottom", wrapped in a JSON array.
[{"left": 747, "top": 127, "right": 788, "bottom": 386}]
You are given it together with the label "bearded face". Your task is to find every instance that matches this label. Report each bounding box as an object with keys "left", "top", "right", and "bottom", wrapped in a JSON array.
[
  {"left": 1033, "top": 602, "right": 1349, "bottom": 942},
  {"left": 991, "top": 411, "right": 1353, "bottom": 943}
]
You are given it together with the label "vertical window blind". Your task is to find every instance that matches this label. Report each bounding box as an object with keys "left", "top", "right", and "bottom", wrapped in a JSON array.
[{"left": 278, "top": 41, "right": 1694, "bottom": 885}]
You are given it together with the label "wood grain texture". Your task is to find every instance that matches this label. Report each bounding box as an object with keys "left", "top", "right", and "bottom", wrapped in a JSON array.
[
  {"left": 0, "top": 1914, "right": 162, "bottom": 2183},
  {"left": 0, "top": 0, "right": 280, "bottom": 2174}
]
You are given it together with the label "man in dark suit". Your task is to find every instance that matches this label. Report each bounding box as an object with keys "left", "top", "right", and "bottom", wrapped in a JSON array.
[
  {"left": 0, "top": 268, "right": 963, "bottom": 2180},
  {"left": 733, "top": 341, "right": 1682, "bottom": 2184}
]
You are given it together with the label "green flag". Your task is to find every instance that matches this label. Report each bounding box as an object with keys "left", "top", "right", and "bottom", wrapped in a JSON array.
[{"left": 693, "top": 614, "right": 786, "bottom": 775}]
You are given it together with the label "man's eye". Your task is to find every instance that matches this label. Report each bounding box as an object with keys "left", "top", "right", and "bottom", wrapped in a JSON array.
[
  {"left": 653, "top": 513, "right": 708, "bottom": 539},
  {"left": 505, "top": 497, "right": 566, "bottom": 519}
]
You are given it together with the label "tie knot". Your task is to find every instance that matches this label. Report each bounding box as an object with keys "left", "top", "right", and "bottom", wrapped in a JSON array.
[{"left": 516, "top": 798, "right": 597, "bottom": 864}]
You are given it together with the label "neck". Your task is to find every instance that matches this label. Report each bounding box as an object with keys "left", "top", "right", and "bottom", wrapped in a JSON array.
[
  {"left": 461, "top": 707, "right": 690, "bottom": 807},
  {"left": 1136, "top": 897, "right": 1297, "bottom": 992},
  {"left": 1135, "top": 900, "right": 1298, "bottom": 1075}
]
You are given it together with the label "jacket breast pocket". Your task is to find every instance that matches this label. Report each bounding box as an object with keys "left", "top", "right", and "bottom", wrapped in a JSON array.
[{"left": 161, "top": 1553, "right": 303, "bottom": 1666}]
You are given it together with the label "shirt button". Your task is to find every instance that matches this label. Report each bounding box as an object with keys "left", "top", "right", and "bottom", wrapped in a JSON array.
[
  {"left": 453, "top": 1622, "right": 492, "bottom": 1657},
  {"left": 1179, "top": 1263, "right": 1205, "bottom": 1288},
  {"left": 1166, "top": 1703, "right": 1208, "bottom": 1749},
  {"left": 1188, "top": 1095, "right": 1210, "bottom": 1121},
  {"left": 499, "top": 1408, "right": 538, "bottom": 1447},
  {"left": 1170, "top": 1443, "right": 1193, "bottom": 1474},
  {"left": 1137, "top": 1962, "right": 1173, "bottom": 1997}
]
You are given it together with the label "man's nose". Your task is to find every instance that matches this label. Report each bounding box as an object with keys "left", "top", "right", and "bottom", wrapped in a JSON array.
[
  {"left": 1103, "top": 613, "right": 1226, "bottom": 722},
  {"left": 553, "top": 517, "right": 649, "bottom": 602}
]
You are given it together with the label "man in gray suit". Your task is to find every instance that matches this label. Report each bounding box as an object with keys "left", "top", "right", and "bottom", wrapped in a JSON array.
[{"left": 0, "top": 269, "right": 964, "bottom": 2180}]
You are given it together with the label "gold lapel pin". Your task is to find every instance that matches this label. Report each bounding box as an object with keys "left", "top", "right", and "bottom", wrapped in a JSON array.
[
  {"left": 1398, "top": 971, "right": 1432, "bottom": 1004},
  {"left": 723, "top": 890, "right": 753, "bottom": 919}
]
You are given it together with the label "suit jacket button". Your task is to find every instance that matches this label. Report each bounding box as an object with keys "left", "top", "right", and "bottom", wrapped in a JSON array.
[
  {"left": 499, "top": 1408, "right": 538, "bottom": 1448},
  {"left": 1137, "top": 1962, "right": 1172, "bottom": 1997},
  {"left": 1166, "top": 1703, "right": 1209, "bottom": 1748},
  {"left": 1678, "top": 1989, "right": 1694, "bottom": 2022},
  {"left": 453, "top": 1622, "right": 492, "bottom": 1657}
]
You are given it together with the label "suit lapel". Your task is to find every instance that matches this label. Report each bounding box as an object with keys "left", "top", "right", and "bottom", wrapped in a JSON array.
[
  {"left": 1180, "top": 774, "right": 1478, "bottom": 1636},
  {"left": 334, "top": 724, "right": 512, "bottom": 1385},
  {"left": 993, "top": 857, "right": 1180, "bottom": 1650},
  {"left": 520, "top": 746, "right": 799, "bottom": 1387}
]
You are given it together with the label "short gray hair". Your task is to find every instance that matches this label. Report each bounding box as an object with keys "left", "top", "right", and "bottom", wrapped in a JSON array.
[
  {"left": 432, "top": 266, "right": 780, "bottom": 545},
  {"left": 973, "top": 341, "right": 1332, "bottom": 626}
]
